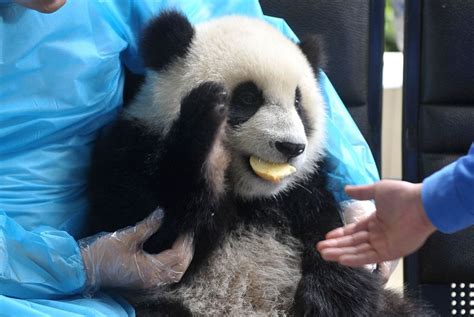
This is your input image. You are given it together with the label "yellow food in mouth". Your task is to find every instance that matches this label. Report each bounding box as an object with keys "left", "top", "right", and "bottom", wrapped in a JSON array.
[{"left": 249, "top": 156, "right": 297, "bottom": 183}]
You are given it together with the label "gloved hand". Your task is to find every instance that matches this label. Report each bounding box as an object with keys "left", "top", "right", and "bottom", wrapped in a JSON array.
[
  {"left": 79, "top": 208, "right": 194, "bottom": 293},
  {"left": 340, "top": 199, "right": 398, "bottom": 283}
]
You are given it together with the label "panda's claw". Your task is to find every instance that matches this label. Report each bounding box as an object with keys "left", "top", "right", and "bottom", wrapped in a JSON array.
[{"left": 180, "top": 81, "right": 228, "bottom": 127}]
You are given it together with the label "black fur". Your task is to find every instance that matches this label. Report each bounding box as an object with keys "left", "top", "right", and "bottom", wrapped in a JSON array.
[
  {"left": 295, "top": 87, "right": 314, "bottom": 136},
  {"left": 135, "top": 297, "right": 192, "bottom": 317},
  {"left": 87, "top": 119, "right": 163, "bottom": 234},
  {"left": 141, "top": 11, "right": 195, "bottom": 71},
  {"left": 228, "top": 81, "right": 265, "bottom": 127},
  {"left": 298, "top": 35, "right": 326, "bottom": 76},
  {"left": 142, "top": 82, "right": 229, "bottom": 255}
]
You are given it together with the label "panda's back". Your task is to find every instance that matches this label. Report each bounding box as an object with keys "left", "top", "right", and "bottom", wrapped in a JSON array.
[{"left": 169, "top": 224, "right": 303, "bottom": 316}]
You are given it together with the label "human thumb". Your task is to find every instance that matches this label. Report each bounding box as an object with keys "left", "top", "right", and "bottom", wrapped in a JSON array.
[
  {"left": 345, "top": 184, "right": 376, "bottom": 201},
  {"left": 122, "top": 208, "right": 164, "bottom": 247}
]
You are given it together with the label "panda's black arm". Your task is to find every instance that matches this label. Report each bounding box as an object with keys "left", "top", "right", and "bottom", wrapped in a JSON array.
[
  {"left": 152, "top": 82, "right": 227, "bottom": 215},
  {"left": 281, "top": 173, "right": 382, "bottom": 316},
  {"left": 142, "top": 82, "right": 231, "bottom": 255}
]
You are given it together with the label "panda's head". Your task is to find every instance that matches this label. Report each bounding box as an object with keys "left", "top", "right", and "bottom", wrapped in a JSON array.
[{"left": 127, "top": 11, "right": 326, "bottom": 199}]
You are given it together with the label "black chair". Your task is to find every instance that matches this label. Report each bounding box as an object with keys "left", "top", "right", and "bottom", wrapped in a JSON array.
[
  {"left": 403, "top": 1, "right": 474, "bottom": 315},
  {"left": 260, "top": 0, "right": 385, "bottom": 170}
]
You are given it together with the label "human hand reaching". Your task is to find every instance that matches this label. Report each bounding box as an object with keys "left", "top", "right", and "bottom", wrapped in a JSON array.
[
  {"left": 80, "top": 208, "right": 194, "bottom": 293},
  {"left": 317, "top": 180, "right": 436, "bottom": 267},
  {"left": 341, "top": 199, "right": 398, "bottom": 282}
]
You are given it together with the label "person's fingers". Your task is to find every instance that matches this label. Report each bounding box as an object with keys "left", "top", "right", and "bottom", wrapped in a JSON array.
[
  {"left": 143, "top": 234, "right": 194, "bottom": 271},
  {"left": 170, "top": 234, "right": 194, "bottom": 265},
  {"left": 324, "top": 223, "right": 356, "bottom": 240},
  {"left": 319, "top": 243, "right": 373, "bottom": 262},
  {"left": 150, "top": 250, "right": 183, "bottom": 269},
  {"left": 345, "top": 184, "right": 376, "bottom": 201},
  {"left": 318, "top": 231, "right": 370, "bottom": 251},
  {"left": 122, "top": 208, "right": 164, "bottom": 245},
  {"left": 338, "top": 250, "right": 381, "bottom": 267},
  {"left": 147, "top": 250, "right": 189, "bottom": 285},
  {"left": 325, "top": 217, "right": 371, "bottom": 239},
  {"left": 141, "top": 253, "right": 183, "bottom": 288},
  {"left": 139, "top": 208, "right": 165, "bottom": 241},
  {"left": 141, "top": 234, "right": 195, "bottom": 285}
]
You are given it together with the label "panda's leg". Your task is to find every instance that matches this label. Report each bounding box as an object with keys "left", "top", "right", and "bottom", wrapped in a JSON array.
[
  {"left": 282, "top": 180, "right": 382, "bottom": 316},
  {"left": 292, "top": 246, "right": 382, "bottom": 316},
  {"left": 135, "top": 297, "right": 192, "bottom": 317},
  {"left": 143, "top": 82, "right": 229, "bottom": 253}
]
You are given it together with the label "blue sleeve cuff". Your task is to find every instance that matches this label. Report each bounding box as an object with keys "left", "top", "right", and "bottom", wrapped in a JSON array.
[
  {"left": 0, "top": 212, "right": 87, "bottom": 299},
  {"left": 422, "top": 158, "right": 474, "bottom": 233}
]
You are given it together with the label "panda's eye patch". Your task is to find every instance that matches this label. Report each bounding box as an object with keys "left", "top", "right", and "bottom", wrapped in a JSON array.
[
  {"left": 232, "top": 82, "right": 264, "bottom": 107},
  {"left": 295, "top": 87, "right": 302, "bottom": 110},
  {"left": 240, "top": 92, "right": 258, "bottom": 105},
  {"left": 294, "top": 86, "right": 312, "bottom": 136},
  {"left": 228, "top": 81, "right": 264, "bottom": 127}
]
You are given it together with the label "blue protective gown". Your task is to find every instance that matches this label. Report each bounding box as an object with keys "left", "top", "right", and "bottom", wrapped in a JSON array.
[
  {"left": 423, "top": 143, "right": 474, "bottom": 233},
  {"left": 0, "top": 0, "right": 378, "bottom": 315}
]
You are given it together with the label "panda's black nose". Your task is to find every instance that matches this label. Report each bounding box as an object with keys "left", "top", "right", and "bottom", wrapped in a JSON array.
[{"left": 275, "top": 141, "right": 305, "bottom": 159}]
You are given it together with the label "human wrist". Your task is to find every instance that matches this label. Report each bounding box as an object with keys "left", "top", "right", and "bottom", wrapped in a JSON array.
[
  {"left": 78, "top": 236, "right": 102, "bottom": 295},
  {"left": 412, "top": 183, "right": 436, "bottom": 237}
]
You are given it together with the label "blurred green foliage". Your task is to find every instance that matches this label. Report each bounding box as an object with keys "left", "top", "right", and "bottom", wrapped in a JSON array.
[{"left": 385, "top": 0, "right": 398, "bottom": 51}]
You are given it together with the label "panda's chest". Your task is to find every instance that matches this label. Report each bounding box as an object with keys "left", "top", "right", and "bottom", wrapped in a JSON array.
[{"left": 176, "top": 225, "right": 303, "bottom": 316}]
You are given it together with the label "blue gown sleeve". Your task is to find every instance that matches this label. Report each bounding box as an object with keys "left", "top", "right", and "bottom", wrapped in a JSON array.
[
  {"left": 422, "top": 143, "right": 474, "bottom": 233},
  {"left": 0, "top": 0, "right": 127, "bottom": 302},
  {"left": 0, "top": 211, "right": 86, "bottom": 298}
]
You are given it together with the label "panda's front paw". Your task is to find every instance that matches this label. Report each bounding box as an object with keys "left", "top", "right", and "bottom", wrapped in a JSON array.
[
  {"left": 180, "top": 82, "right": 228, "bottom": 127},
  {"left": 167, "top": 82, "right": 229, "bottom": 184}
]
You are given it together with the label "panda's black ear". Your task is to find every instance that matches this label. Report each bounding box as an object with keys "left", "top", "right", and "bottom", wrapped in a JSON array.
[
  {"left": 298, "top": 35, "right": 326, "bottom": 76},
  {"left": 140, "top": 10, "right": 195, "bottom": 71}
]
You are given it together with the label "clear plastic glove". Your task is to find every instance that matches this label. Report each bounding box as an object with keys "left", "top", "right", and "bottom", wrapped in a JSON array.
[
  {"left": 340, "top": 199, "right": 398, "bottom": 283},
  {"left": 79, "top": 208, "right": 194, "bottom": 293}
]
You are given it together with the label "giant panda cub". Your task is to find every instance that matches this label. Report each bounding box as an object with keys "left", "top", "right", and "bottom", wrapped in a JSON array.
[{"left": 88, "top": 11, "right": 432, "bottom": 316}]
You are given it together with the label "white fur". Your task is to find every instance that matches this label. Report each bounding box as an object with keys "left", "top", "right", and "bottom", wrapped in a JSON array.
[
  {"left": 141, "top": 225, "right": 303, "bottom": 316},
  {"left": 125, "top": 15, "right": 327, "bottom": 198}
]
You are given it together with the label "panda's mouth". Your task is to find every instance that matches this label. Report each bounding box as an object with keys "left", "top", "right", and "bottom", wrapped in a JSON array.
[{"left": 247, "top": 155, "right": 297, "bottom": 184}]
